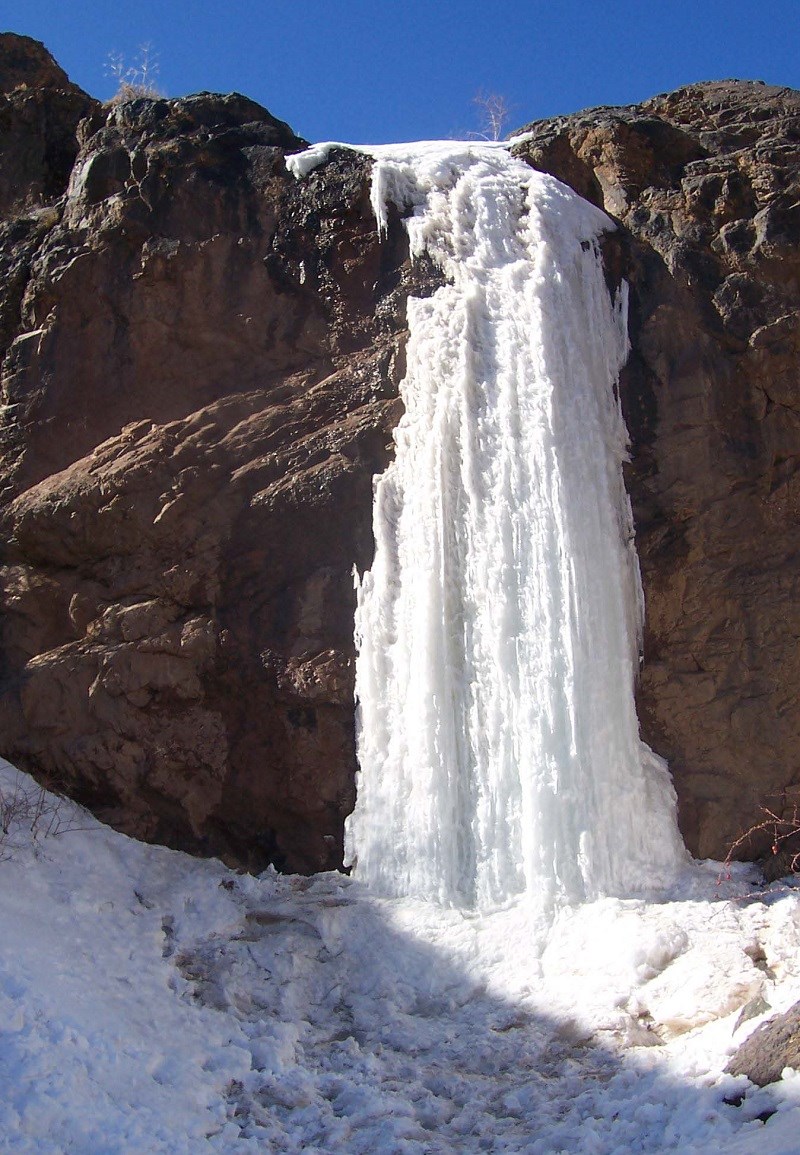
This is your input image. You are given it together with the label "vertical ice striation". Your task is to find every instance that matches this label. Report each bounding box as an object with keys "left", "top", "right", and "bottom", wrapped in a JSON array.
[{"left": 336, "top": 141, "right": 686, "bottom": 912}]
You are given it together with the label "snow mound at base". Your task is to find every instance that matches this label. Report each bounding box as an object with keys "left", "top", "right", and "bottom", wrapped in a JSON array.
[{"left": 1, "top": 760, "right": 800, "bottom": 1154}]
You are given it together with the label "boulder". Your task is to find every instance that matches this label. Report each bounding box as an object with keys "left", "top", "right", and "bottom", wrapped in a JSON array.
[{"left": 727, "top": 1000, "right": 800, "bottom": 1086}]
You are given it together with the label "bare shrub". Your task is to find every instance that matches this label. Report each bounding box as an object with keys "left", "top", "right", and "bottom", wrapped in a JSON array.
[
  {"left": 719, "top": 786, "right": 800, "bottom": 886},
  {"left": 105, "top": 43, "right": 161, "bottom": 103},
  {"left": 0, "top": 775, "right": 76, "bottom": 859},
  {"left": 471, "top": 90, "right": 513, "bottom": 141}
]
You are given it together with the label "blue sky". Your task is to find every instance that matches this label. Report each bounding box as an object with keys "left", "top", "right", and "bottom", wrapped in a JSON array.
[{"left": 5, "top": 1, "right": 800, "bottom": 143}]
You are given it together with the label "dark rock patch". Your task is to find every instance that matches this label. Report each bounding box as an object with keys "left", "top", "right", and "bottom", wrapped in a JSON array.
[{"left": 727, "top": 1000, "right": 800, "bottom": 1086}]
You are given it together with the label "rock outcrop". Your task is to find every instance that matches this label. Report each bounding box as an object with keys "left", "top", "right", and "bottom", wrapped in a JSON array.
[
  {"left": 0, "top": 34, "right": 95, "bottom": 219},
  {"left": 727, "top": 1000, "right": 800, "bottom": 1086},
  {"left": 1, "top": 34, "right": 798, "bottom": 869}
]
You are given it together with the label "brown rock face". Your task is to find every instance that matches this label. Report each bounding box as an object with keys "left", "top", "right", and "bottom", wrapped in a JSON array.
[
  {"left": 515, "top": 81, "right": 800, "bottom": 861},
  {"left": 0, "top": 42, "right": 439, "bottom": 870},
  {"left": 1, "top": 47, "right": 798, "bottom": 872}
]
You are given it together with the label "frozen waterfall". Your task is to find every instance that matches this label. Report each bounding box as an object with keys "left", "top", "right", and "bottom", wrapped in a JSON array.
[
  {"left": 291, "top": 139, "right": 687, "bottom": 914},
  {"left": 350, "top": 142, "right": 686, "bottom": 912}
]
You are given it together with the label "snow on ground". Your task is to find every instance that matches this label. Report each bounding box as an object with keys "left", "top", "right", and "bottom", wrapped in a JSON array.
[{"left": 1, "top": 759, "right": 800, "bottom": 1154}]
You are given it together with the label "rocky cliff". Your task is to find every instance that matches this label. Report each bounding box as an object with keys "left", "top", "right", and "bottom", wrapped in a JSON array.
[
  {"left": 1, "top": 33, "right": 798, "bottom": 869},
  {"left": 0, "top": 33, "right": 442, "bottom": 871}
]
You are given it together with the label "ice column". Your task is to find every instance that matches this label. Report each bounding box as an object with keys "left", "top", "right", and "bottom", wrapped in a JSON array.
[{"left": 342, "top": 142, "right": 685, "bottom": 911}]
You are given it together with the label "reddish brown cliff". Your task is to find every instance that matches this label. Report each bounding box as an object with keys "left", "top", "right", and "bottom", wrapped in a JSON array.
[
  {"left": 1, "top": 33, "right": 798, "bottom": 869},
  {"left": 0, "top": 33, "right": 439, "bottom": 870}
]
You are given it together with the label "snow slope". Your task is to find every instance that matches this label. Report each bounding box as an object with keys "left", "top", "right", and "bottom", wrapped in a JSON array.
[{"left": 2, "top": 760, "right": 800, "bottom": 1154}]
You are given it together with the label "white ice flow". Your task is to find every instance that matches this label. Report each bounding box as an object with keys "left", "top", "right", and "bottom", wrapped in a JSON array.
[{"left": 327, "top": 140, "right": 687, "bottom": 911}]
